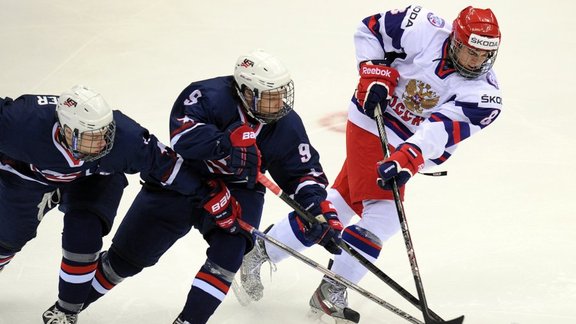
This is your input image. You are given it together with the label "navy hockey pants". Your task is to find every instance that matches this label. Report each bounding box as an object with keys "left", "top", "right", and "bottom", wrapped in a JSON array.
[
  {"left": 109, "top": 184, "right": 265, "bottom": 274},
  {"left": 0, "top": 171, "right": 127, "bottom": 254}
]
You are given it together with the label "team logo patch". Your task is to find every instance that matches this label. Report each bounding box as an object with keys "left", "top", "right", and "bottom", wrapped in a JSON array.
[
  {"left": 240, "top": 58, "right": 254, "bottom": 68},
  {"left": 402, "top": 79, "right": 440, "bottom": 114},
  {"left": 63, "top": 98, "right": 77, "bottom": 108},
  {"left": 486, "top": 72, "right": 499, "bottom": 89},
  {"left": 427, "top": 13, "right": 445, "bottom": 27}
]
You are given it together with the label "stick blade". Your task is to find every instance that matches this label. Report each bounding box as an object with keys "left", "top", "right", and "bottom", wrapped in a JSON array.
[{"left": 440, "top": 315, "right": 465, "bottom": 324}]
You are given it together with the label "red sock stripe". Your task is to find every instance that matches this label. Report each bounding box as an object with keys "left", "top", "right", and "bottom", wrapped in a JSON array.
[
  {"left": 196, "top": 271, "right": 230, "bottom": 294},
  {"left": 0, "top": 255, "right": 14, "bottom": 267},
  {"left": 0, "top": 255, "right": 14, "bottom": 263},
  {"left": 344, "top": 227, "right": 382, "bottom": 251},
  {"left": 60, "top": 261, "right": 98, "bottom": 275},
  {"left": 94, "top": 268, "right": 115, "bottom": 290}
]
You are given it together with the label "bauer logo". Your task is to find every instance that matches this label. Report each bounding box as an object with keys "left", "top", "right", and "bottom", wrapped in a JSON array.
[{"left": 242, "top": 131, "right": 256, "bottom": 140}]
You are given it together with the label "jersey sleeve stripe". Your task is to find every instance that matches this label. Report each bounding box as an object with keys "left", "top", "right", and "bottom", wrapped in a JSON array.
[{"left": 362, "top": 14, "right": 385, "bottom": 49}]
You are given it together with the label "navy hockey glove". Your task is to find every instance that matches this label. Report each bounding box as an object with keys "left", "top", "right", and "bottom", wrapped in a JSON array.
[
  {"left": 227, "top": 123, "right": 261, "bottom": 189},
  {"left": 377, "top": 143, "right": 424, "bottom": 190},
  {"left": 203, "top": 179, "right": 242, "bottom": 234},
  {"left": 355, "top": 60, "right": 399, "bottom": 118},
  {"left": 294, "top": 201, "right": 344, "bottom": 255}
]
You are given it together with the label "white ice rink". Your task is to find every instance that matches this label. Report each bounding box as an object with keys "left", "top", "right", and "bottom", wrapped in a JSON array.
[{"left": 1, "top": 1, "right": 575, "bottom": 323}]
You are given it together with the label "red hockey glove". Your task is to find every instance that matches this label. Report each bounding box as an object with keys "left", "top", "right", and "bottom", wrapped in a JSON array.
[
  {"left": 295, "top": 200, "right": 344, "bottom": 255},
  {"left": 355, "top": 60, "right": 400, "bottom": 118},
  {"left": 377, "top": 143, "right": 424, "bottom": 190},
  {"left": 227, "top": 123, "right": 261, "bottom": 189},
  {"left": 203, "top": 179, "right": 242, "bottom": 234}
]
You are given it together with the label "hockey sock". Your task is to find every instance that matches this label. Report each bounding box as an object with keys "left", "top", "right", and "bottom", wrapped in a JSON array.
[
  {"left": 0, "top": 253, "right": 14, "bottom": 271},
  {"left": 58, "top": 211, "right": 103, "bottom": 313},
  {"left": 179, "top": 232, "right": 244, "bottom": 323},
  {"left": 180, "top": 260, "right": 236, "bottom": 323},
  {"left": 331, "top": 224, "right": 382, "bottom": 284},
  {"left": 264, "top": 216, "right": 308, "bottom": 263},
  {"left": 83, "top": 250, "right": 132, "bottom": 309}
]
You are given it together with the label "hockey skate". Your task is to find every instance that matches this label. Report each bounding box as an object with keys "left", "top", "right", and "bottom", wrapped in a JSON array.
[
  {"left": 172, "top": 315, "right": 190, "bottom": 324},
  {"left": 308, "top": 276, "right": 360, "bottom": 324},
  {"left": 42, "top": 303, "right": 78, "bottom": 324},
  {"left": 238, "top": 237, "right": 275, "bottom": 301}
]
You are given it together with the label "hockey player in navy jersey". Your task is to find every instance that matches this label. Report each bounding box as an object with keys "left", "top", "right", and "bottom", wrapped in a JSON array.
[
  {"left": 80, "top": 49, "right": 343, "bottom": 324},
  {"left": 0, "top": 85, "right": 207, "bottom": 324},
  {"left": 240, "top": 6, "right": 503, "bottom": 323}
]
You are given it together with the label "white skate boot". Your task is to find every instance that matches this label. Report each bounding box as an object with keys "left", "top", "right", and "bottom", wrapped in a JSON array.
[
  {"left": 308, "top": 276, "right": 360, "bottom": 323},
  {"left": 42, "top": 303, "right": 78, "bottom": 324}
]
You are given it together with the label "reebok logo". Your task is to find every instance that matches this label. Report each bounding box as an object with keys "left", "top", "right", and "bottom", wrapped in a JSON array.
[{"left": 362, "top": 67, "right": 392, "bottom": 77}]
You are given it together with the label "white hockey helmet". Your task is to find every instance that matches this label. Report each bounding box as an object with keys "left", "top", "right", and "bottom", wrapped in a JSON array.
[
  {"left": 234, "top": 49, "right": 295, "bottom": 124},
  {"left": 56, "top": 85, "right": 116, "bottom": 161}
]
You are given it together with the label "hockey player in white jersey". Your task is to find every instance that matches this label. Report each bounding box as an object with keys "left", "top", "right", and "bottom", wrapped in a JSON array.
[{"left": 239, "top": 5, "right": 502, "bottom": 323}]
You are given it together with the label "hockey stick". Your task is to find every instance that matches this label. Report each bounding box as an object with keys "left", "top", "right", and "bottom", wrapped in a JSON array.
[
  {"left": 236, "top": 218, "right": 424, "bottom": 324},
  {"left": 256, "top": 172, "right": 446, "bottom": 322},
  {"left": 373, "top": 104, "right": 464, "bottom": 324}
]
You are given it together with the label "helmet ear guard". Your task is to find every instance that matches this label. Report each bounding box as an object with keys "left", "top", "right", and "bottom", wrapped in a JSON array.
[
  {"left": 233, "top": 49, "right": 295, "bottom": 124},
  {"left": 56, "top": 85, "right": 116, "bottom": 161},
  {"left": 449, "top": 6, "right": 501, "bottom": 78}
]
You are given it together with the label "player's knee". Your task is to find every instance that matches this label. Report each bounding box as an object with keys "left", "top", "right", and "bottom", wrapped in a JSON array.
[
  {"left": 62, "top": 210, "right": 104, "bottom": 253},
  {"left": 103, "top": 249, "right": 143, "bottom": 279},
  {"left": 327, "top": 188, "right": 356, "bottom": 226},
  {"left": 361, "top": 199, "right": 401, "bottom": 241},
  {"left": 342, "top": 225, "right": 383, "bottom": 259},
  {"left": 206, "top": 232, "right": 247, "bottom": 273}
]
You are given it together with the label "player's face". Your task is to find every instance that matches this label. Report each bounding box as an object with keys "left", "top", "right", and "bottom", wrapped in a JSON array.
[
  {"left": 245, "top": 88, "right": 285, "bottom": 116},
  {"left": 455, "top": 45, "right": 490, "bottom": 71},
  {"left": 64, "top": 126, "right": 108, "bottom": 155}
]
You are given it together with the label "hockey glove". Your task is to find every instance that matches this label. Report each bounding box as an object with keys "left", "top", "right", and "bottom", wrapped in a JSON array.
[
  {"left": 355, "top": 60, "right": 400, "bottom": 118},
  {"left": 227, "top": 123, "right": 261, "bottom": 189},
  {"left": 203, "top": 179, "right": 242, "bottom": 234},
  {"left": 294, "top": 200, "right": 344, "bottom": 255},
  {"left": 377, "top": 143, "right": 424, "bottom": 190}
]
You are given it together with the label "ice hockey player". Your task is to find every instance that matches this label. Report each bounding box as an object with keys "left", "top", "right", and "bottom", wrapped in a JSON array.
[
  {"left": 78, "top": 49, "right": 343, "bottom": 324},
  {"left": 0, "top": 85, "right": 207, "bottom": 324},
  {"left": 239, "top": 5, "right": 502, "bottom": 323}
]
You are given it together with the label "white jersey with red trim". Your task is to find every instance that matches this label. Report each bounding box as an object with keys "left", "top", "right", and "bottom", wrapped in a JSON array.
[{"left": 348, "top": 5, "right": 502, "bottom": 168}]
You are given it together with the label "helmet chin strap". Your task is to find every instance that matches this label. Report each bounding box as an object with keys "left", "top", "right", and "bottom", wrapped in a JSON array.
[{"left": 69, "top": 128, "right": 86, "bottom": 160}]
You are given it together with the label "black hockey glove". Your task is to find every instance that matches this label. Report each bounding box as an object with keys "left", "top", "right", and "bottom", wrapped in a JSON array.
[
  {"left": 226, "top": 122, "right": 260, "bottom": 189},
  {"left": 290, "top": 201, "right": 343, "bottom": 255}
]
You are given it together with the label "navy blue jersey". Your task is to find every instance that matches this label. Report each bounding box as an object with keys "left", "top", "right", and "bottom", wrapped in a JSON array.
[
  {"left": 0, "top": 95, "right": 204, "bottom": 196},
  {"left": 169, "top": 76, "right": 329, "bottom": 204}
]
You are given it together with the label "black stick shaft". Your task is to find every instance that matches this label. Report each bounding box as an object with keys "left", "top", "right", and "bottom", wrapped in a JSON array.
[
  {"left": 237, "top": 218, "right": 424, "bottom": 324},
  {"left": 256, "top": 172, "right": 446, "bottom": 322},
  {"left": 373, "top": 104, "right": 464, "bottom": 324}
]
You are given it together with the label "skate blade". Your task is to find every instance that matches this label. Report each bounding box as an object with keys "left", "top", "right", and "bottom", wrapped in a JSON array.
[
  {"left": 307, "top": 307, "right": 357, "bottom": 324},
  {"left": 231, "top": 278, "right": 252, "bottom": 307}
]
